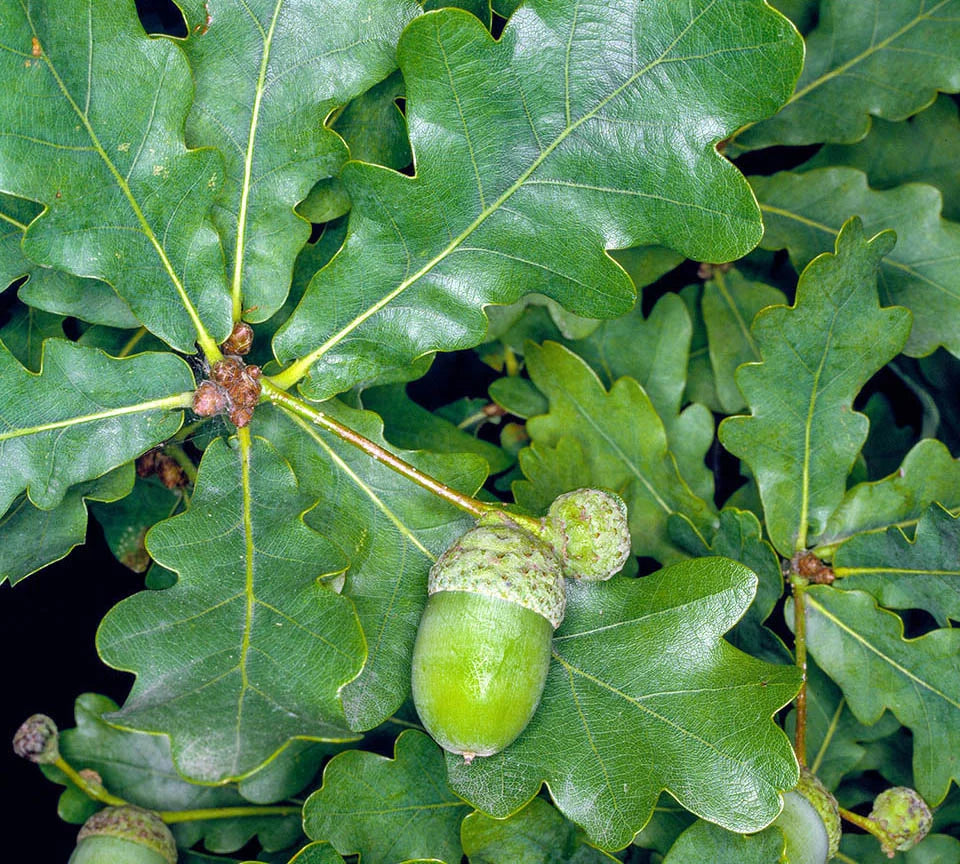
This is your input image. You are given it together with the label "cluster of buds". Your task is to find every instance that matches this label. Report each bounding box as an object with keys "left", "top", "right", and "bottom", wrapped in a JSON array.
[{"left": 192, "top": 323, "right": 262, "bottom": 427}]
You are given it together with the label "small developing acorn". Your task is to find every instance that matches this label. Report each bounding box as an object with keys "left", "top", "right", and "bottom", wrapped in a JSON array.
[
  {"left": 869, "top": 787, "right": 932, "bottom": 855},
  {"left": 68, "top": 806, "right": 177, "bottom": 864},
  {"left": 12, "top": 713, "right": 59, "bottom": 764},
  {"left": 411, "top": 523, "right": 565, "bottom": 763},
  {"left": 541, "top": 488, "right": 631, "bottom": 580},
  {"left": 772, "top": 768, "right": 841, "bottom": 864}
]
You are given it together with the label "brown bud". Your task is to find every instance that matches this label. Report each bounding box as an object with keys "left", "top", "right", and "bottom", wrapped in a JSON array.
[
  {"left": 211, "top": 357, "right": 244, "bottom": 388},
  {"left": 246, "top": 364, "right": 262, "bottom": 380},
  {"left": 192, "top": 380, "right": 229, "bottom": 417},
  {"left": 13, "top": 714, "right": 59, "bottom": 764},
  {"left": 229, "top": 405, "right": 255, "bottom": 427},
  {"left": 220, "top": 321, "right": 254, "bottom": 356}
]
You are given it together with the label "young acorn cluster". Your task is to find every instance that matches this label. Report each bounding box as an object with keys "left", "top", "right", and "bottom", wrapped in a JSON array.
[{"left": 411, "top": 488, "right": 631, "bottom": 762}]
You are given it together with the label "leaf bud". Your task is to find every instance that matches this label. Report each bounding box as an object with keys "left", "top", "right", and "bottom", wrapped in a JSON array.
[
  {"left": 542, "top": 488, "right": 631, "bottom": 580},
  {"left": 69, "top": 806, "right": 177, "bottom": 864},
  {"left": 869, "top": 786, "right": 932, "bottom": 854},
  {"left": 411, "top": 523, "right": 564, "bottom": 761},
  {"left": 220, "top": 321, "right": 254, "bottom": 356},
  {"left": 13, "top": 713, "right": 59, "bottom": 764}
]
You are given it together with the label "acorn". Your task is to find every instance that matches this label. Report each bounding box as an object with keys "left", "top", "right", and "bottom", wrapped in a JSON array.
[
  {"left": 771, "top": 769, "right": 841, "bottom": 863},
  {"left": 12, "top": 713, "right": 59, "bottom": 764},
  {"left": 68, "top": 806, "right": 177, "bottom": 864},
  {"left": 869, "top": 787, "right": 932, "bottom": 854},
  {"left": 541, "top": 488, "right": 631, "bottom": 580},
  {"left": 411, "top": 523, "right": 565, "bottom": 762}
]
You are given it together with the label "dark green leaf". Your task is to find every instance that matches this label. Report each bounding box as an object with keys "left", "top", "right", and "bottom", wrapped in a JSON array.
[
  {"left": 0, "top": 192, "right": 138, "bottom": 328},
  {"left": 489, "top": 376, "right": 549, "bottom": 420},
  {"left": 448, "top": 559, "right": 801, "bottom": 849},
  {"left": 178, "top": 0, "right": 417, "bottom": 323},
  {"left": 0, "top": 0, "right": 232, "bottom": 351},
  {"left": 272, "top": 0, "right": 803, "bottom": 398},
  {"left": 737, "top": 0, "right": 960, "bottom": 148},
  {"left": 862, "top": 393, "right": 917, "bottom": 481},
  {"left": 784, "top": 660, "right": 901, "bottom": 791},
  {"left": 0, "top": 340, "right": 193, "bottom": 514},
  {"left": 840, "top": 833, "right": 960, "bottom": 864},
  {"left": 669, "top": 508, "right": 790, "bottom": 664},
  {"left": 802, "top": 586, "right": 960, "bottom": 804},
  {"left": 719, "top": 217, "right": 912, "bottom": 557},
  {"left": 834, "top": 503, "right": 960, "bottom": 626},
  {"left": 802, "top": 95, "right": 960, "bottom": 222},
  {"left": 362, "top": 383, "right": 512, "bottom": 475},
  {"left": 303, "top": 729, "right": 470, "bottom": 864},
  {"left": 0, "top": 305, "right": 65, "bottom": 371},
  {"left": 662, "top": 819, "right": 783, "bottom": 864},
  {"left": 753, "top": 167, "right": 960, "bottom": 358},
  {"left": 818, "top": 439, "right": 960, "bottom": 552},
  {"left": 0, "top": 464, "right": 133, "bottom": 586},
  {"left": 41, "top": 693, "right": 303, "bottom": 852},
  {"left": 630, "top": 798, "right": 696, "bottom": 854},
  {"left": 516, "top": 340, "right": 715, "bottom": 563},
  {"left": 91, "top": 475, "right": 184, "bottom": 574},
  {"left": 701, "top": 268, "right": 786, "bottom": 414},
  {"left": 461, "top": 797, "right": 617, "bottom": 864},
  {"left": 97, "top": 435, "right": 365, "bottom": 782},
  {"left": 253, "top": 402, "right": 486, "bottom": 731}
]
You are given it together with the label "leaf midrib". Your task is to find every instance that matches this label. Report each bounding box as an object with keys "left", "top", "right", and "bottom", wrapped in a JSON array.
[
  {"left": 20, "top": 1, "right": 220, "bottom": 357},
  {"left": 806, "top": 592, "right": 960, "bottom": 710},
  {"left": 272, "top": 0, "right": 727, "bottom": 389},
  {"left": 232, "top": 0, "right": 285, "bottom": 318}
]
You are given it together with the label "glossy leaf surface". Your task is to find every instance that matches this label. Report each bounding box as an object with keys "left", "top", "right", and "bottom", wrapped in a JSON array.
[
  {"left": 803, "top": 586, "right": 960, "bottom": 804},
  {"left": 448, "top": 558, "right": 801, "bottom": 850},
  {"left": 178, "top": 0, "right": 418, "bottom": 322},
  {"left": 753, "top": 168, "right": 960, "bottom": 358},
  {"left": 273, "top": 0, "right": 803, "bottom": 398},
  {"left": 97, "top": 435, "right": 365, "bottom": 782},
  {"left": 0, "top": 0, "right": 232, "bottom": 351},
  {"left": 0, "top": 340, "right": 193, "bottom": 514},
  {"left": 303, "top": 730, "right": 470, "bottom": 864},
  {"left": 720, "top": 218, "right": 911, "bottom": 557}
]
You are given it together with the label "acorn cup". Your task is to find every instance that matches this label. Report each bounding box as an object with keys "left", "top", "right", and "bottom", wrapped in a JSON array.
[
  {"left": 410, "top": 522, "right": 565, "bottom": 763},
  {"left": 68, "top": 806, "right": 177, "bottom": 864},
  {"left": 541, "top": 487, "right": 631, "bottom": 581},
  {"left": 869, "top": 786, "right": 933, "bottom": 854},
  {"left": 771, "top": 768, "right": 841, "bottom": 864}
]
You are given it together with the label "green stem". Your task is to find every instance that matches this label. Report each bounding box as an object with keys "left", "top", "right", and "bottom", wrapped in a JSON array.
[
  {"left": 811, "top": 696, "right": 845, "bottom": 776},
  {"left": 384, "top": 716, "right": 426, "bottom": 732},
  {"left": 261, "top": 380, "right": 494, "bottom": 519},
  {"left": 118, "top": 326, "right": 148, "bottom": 358},
  {"left": 791, "top": 577, "right": 809, "bottom": 767},
  {"left": 171, "top": 418, "right": 209, "bottom": 443},
  {"left": 159, "top": 805, "right": 301, "bottom": 824},
  {"left": 162, "top": 442, "right": 198, "bottom": 484},
  {"left": 839, "top": 806, "right": 896, "bottom": 848},
  {"left": 55, "top": 755, "right": 299, "bottom": 825},
  {"left": 54, "top": 757, "right": 126, "bottom": 807},
  {"left": 834, "top": 853, "right": 859, "bottom": 864}
]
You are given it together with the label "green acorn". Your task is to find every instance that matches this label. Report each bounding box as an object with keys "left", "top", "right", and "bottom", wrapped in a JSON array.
[
  {"left": 542, "top": 488, "right": 631, "bottom": 580},
  {"left": 869, "top": 787, "right": 932, "bottom": 854},
  {"left": 772, "top": 769, "right": 841, "bottom": 864},
  {"left": 68, "top": 806, "right": 177, "bottom": 864},
  {"left": 411, "top": 523, "right": 565, "bottom": 762}
]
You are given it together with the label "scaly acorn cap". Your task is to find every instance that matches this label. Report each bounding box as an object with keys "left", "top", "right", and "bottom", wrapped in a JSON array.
[
  {"left": 429, "top": 523, "right": 565, "bottom": 629},
  {"left": 542, "top": 488, "right": 631, "bottom": 580},
  {"left": 795, "top": 768, "right": 841, "bottom": 860},
  {"left": 13, "top": 713, "right": 59, "bottom": 764},
  {"left": 869, "top": 787, "right": 933, "bottom": 853},
  {"left": 76, "top": 806, "right": 177, "bottom": 864}
]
